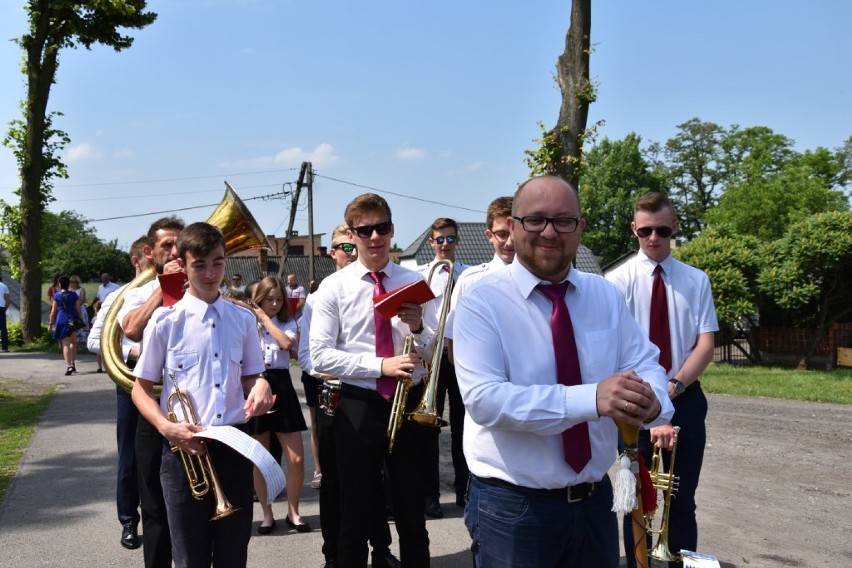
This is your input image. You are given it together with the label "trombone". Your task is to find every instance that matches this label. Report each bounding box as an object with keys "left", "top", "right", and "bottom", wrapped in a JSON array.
[
  {"left": 166, "top": 371, "right": 239, "bottom": 521},
  {"left": 387, "top": 259, "right": 453, "bottom": 451}
]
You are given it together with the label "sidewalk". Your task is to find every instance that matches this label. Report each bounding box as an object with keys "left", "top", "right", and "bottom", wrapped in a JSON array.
[{"left": 0, "top": 352, "right": 472, "bottom": 567}]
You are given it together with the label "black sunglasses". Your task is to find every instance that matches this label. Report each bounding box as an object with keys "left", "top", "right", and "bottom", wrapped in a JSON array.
[
  {"left": 635, "top": 226, "right": 673, "bottom": 238},
  {"left": 432, "top": 235, "right": 456, "bottom": 245},
  {"left": 332, "top": 242, "right": 356, "bottom": 253},
  {"left": 350, "top": 221, "right": 393, "bottom": 239}
]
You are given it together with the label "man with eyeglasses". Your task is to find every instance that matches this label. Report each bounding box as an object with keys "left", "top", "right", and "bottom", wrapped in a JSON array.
[
  {"left": 310, "top": 193, "right": 437, "bottom": 568},
  {"left": 607, "top": 191, "right": 718, "bottom": 568},
  {"left": 453, "top": 176, "right": 672, "bottom": 567},
  {"left": 415, "top": 217, "right": 470, "bottom": 519}
]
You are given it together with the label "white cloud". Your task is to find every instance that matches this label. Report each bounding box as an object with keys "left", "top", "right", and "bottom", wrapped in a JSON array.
[
  {"left": 395, "top": 144, "right": 426, "bottom": 161},
  {"left": 447, "top": 161, "right": 484, "bottom": 176},
  {"left": 218, "top": 143, "right": 339, "bottom": 170},
  {"left": 64, "top": 142, "right": 103, "bottom": 163}
]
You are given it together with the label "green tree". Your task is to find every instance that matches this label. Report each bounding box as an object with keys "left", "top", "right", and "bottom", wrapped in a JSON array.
[
  {"left": 44, "top": 235, "right": 132, "bottom": 283},
  {"left": 524, "top": 0, "right": 593, "bottom": 186},
  {"left": 675, "top": 227, "right": 765, "bottom": 364},
  {"left": 578, "top": 133, "right": 663, "bottom": 264},
  {"left": 6, "top": 1, "right": 156, "bottom": 341},
  {"left": 757, "top": 211, "right": 852, "bottom": 369}
]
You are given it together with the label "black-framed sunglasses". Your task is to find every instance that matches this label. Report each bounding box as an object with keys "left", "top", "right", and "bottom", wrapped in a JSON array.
[
  {"left": 332, "top": 242, "right": 356, "bottom": 253},
  {"left": 635, "top": 226, "right": 673, "bottom": 238},
  {"left": 350, "top": 221, "right": 393, "bottom": 239},
  {"left": 431, "top": 235, "right": 456, "bottom": 245},
  {"left": 512, "top": 215, "right": 580, "bottom": 234}
]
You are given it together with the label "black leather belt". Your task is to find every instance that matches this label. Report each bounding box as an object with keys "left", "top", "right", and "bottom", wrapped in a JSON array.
[
  {"left": 685, "top": 380, "right": 700, "bottom": 392},
  {"left": 477, "top": 475, "right": 601, "bottom": 503}
]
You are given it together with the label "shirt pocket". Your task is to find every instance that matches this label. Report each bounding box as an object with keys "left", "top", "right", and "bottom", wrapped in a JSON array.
[
  {"left": 577, "top": 329, "right": 615, "bottom": 382},
  {"left": 165, "top": 350, "right": 200, "bottom": 390}
]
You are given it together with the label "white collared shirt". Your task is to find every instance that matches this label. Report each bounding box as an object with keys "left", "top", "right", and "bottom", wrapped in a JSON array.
[
  {"left": 310, "top": 260, "right": 437, "bottom": 389},
  {"left": 134, "top": 293, "right": 266, "bottom": 426},
  {"left": 260, "top": 315, "right": 297, "bottom": 369},
  {"left": 445, "top": 254, "right": 508, "bottom": 341},
  {"left": 453, "top": 259, "right": 673, "bottom": 488},
  {"left": 97, "top": 281, "right": 121, "bottom": 303},
  {"left": 297, "top": 293, "right": 318, "bottom": 376},
  {"left": 87, "top": 284, "right": 139, "bottom": 361},
  {"left": 606, "top": 251, "right": 719, "bottom": 379},
  {"left": 117, "top": 279, "right": 161, "bottom": 332}
]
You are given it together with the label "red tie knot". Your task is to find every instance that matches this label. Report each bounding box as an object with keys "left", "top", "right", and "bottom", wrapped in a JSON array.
[
  {"left": 369, "top": 271, "right": 385, "bottom": 285},
  {"left": 537, "top": 281, "right": 570, "bottom": 303}
]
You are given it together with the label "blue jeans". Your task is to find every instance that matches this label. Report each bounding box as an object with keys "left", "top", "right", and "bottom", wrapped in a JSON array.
[{"left": 465, "top": 475, "right": 618, "bottom": 568}]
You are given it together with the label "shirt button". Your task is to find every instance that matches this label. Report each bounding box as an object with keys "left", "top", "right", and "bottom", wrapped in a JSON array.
[
  {"left": 215, "top": 384, "right": 220, "bottom": 388},
  {"left": 214, "top": 353, "right": 218, "bottom": 357},
  {"left": 216, "top": 414, "right": 221, "bottom": 419},
  {"left": 212, "top": 323, "right": 216, "bottom": 328}
]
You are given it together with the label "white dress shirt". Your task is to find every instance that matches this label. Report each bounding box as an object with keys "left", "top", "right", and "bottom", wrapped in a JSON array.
[
  {"left": 97, "top": 281, "right": 121, "bottom": 303},
  {"left": 606, "top": 251, "right": 719, "bottom": 379},
  {"left": 453, "top": 259, "right": 673, "bottom": 489},
  {"left": 310, "top": 260, "right": 437, "bottom": 389},
  {"left": 297, "top": 293, "right": 318, "bottom": 376},
  {"left": 134, "top": 293, "right": 266, "bottom": 426},
  {"left": 87, "top": 284, "right": 139, "bottom": 361},
  {"left": 445, "top": 254, "right": 508, "bottom": 341},
  {"left": 117, "top": 279, "right": 160, "bottom": 332},
  {"left": 260, "top": 316, "right": 297, "bottom": 370}
]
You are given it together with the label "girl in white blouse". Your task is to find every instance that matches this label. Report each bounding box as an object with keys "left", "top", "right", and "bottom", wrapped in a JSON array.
[{"left": 248, "top": 276, "right": 311, "bottom": 534}]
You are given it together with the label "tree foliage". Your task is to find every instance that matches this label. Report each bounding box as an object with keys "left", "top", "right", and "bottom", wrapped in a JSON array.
[
  {"left": 578, "top": 133, "right": 663, "bottom": 264},
  {"left": 757, "top": 211, "right": 852, "bottom": 368},
  {"left": 7, "top": 1, "right": 156, "bottom": 341}
]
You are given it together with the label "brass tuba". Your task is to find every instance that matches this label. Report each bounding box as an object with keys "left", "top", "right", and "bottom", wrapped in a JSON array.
[
  {"left": 102, "top": 182, "right": 269, "bottom": 393},
  {"left": 387, "top": 260, "right": 453, "bottom": 451},
  {"left": 166, "top": 371, "right": 238, "bottom": 520},
  {"left": 648, "top": 425, "right": 681, "bottom": 562}
]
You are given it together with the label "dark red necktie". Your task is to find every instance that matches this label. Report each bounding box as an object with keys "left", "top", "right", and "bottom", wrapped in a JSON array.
[
  {"left": 369, "top": 271, "right": 397, "bottom": 400},
  {"left": 537, "top": 282, "right": 592, "bottom": 473},
  {"left": 650, "top": 265, "right": 672, "bottom": 373}
]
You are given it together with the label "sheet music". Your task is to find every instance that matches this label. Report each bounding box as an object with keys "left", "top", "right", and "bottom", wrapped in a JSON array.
[
  {"left": 680, "top": 550, "right": 721, "bottom": 568},
  {"left": 193, "top": 425, "right": 285, "bottom": 505}
]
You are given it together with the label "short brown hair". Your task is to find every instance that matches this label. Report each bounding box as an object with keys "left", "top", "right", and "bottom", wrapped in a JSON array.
[
  {"left": 344, "top": 193, "right": 392, "bottom": 228},
  {"left": 147, "top": 216, "right": 185, "bottom": 247},
  {"left": 429, "top": 218, "right": 458, "bottom": 235},
  {"left": 130, "top": 236, "right": 147, "bottom": 263},
  {"left": 252, "top": 276, "right": 290, "bottom": 321},
  {"left": 177, "top": 222, "right": 225, "bottom": 262},
  {"left": 486, "top": 196, "right": 513, "bottom": 230},
  {"left": 634, "top": 192, "right": 674, "bottom": 215}
]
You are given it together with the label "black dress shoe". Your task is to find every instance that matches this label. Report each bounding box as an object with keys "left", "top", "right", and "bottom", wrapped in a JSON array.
[
  {"left": 257, "top": 519, "right": 276, "bottom": 535},
  {"left": 371, "top": 550, "right": 402, "bottom": 568},
  {"left": 65, "top": 366, "right": 73, "bottom": 376},
  {"left": 323, "top": 560, "right": 338, "bottom": 568},
  {"left": 285, "top": 515, "right": 312, "bottom": 533},
  {"left": 424, "top": 498, "right": 444, "bottom": 519},
  {"left": 120, "top": 524, "right": 141, "bottom": 550}
]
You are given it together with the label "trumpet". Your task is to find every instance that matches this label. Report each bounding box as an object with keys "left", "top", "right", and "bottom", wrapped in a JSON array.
[
  {"left": 166, "top": 371, "right": 239, "bottom": 521},
  {"left": 648, "top": 425, "right": 681, "bottom": 562},
  {"left": 386, "top": 259, "right": 453, "bottom": 452}
]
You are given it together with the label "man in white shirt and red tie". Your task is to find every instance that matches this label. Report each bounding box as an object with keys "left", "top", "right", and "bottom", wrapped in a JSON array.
[
  {"left": 453, "top": 175, "right": 673, "bottom": 567},
  {"left": 607, "top": 191, "right": 718, "bottom": 568},
  {"left": 417, "top": 217, "right": 469, "bottom": 518},
  {"left": 310, "top": 193, "right": 437, "bottom": 568}
]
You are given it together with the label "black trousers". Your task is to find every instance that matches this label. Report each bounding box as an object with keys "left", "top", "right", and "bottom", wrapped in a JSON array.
[
  {"left": 160, "top": 439, "right": 254, "bottom": 568},
  {"left": 136, "top": 416, "right": 172, "bottom": 568},
  {"left": 116, "top": 387, "right": 140, "bottom": 527},
  {"left": 318, "top": 404, "right": 392, "bottom": 562},
  {"left": 426, "top": 350, "right": 469, "bottom": 501},
  {"left": 622, "top": 383, "right": 708, "bottom": 568},
  {"left": 335, "top": 383, "right": 431, "bottom": 568}
]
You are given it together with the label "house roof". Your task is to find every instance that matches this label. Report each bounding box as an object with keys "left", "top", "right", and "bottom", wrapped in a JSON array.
[
  {"left": 224, "top": 255, "right": 337, "bottom": 290},
  {"left": 398, "top": 222, "right": 602, "bottom": 275}
]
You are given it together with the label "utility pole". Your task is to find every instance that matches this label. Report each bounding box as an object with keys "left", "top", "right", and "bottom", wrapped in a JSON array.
[
  {"left": 278, "top": 162, "right": 308, "bottom": 280},
  {"left": 306, "top": 164, "right": 315, "bottom": 283}
]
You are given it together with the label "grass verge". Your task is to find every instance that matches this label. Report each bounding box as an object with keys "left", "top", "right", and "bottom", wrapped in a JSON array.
[
  {"left": 702, "top": 363, "right": 852, "bottom": 405},
  {"left": 0, "top": 381, "right": 56, "bottom": 501}
]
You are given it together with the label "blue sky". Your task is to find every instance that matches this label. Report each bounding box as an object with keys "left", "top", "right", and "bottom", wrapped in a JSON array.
[{"left": 1, "top": 0, "right": 850, "bottom": 254}]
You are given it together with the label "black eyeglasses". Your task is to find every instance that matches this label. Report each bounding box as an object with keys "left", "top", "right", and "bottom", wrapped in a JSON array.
[
  {"left": 635, "top": 226, "right": 673, "bottom": 238},
  {"left": 431, "top": 235, "right": 456, "bottom": 245},
  {"left": 512, "top": 215, "right": 580, "bottom": 234},
  {"left": 332, "top": 242, "right": 355, "bottom": 253},
  {"left": 350, "top": 221, "right": 393, "bottom": 239},
  {"left": 490, "top": 230, "right": 510, "bottom": 241}
]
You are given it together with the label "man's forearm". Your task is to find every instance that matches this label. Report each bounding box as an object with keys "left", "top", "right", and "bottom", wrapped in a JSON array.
[{"left": 673, "top": 332, "right": 715, "bottom": 385}]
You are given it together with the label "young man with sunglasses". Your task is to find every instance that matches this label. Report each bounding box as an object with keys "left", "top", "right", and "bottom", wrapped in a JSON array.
[
  {"left": 310, "top": 193, "right": 437, "bottom": 568},
  {"left": 606, "top": 191, "right": 718, "bottom": 568},
  {"left": 416, "top": 217, "right": 470, "bottom": 518}
]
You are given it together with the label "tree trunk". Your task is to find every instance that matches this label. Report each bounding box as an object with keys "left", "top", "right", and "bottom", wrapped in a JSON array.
[
  {"left": 550, "top": 0, "right": 591, "bottom": 187},
  {"left": 19, "top": 4, "right": 57, "bottom": 342}
]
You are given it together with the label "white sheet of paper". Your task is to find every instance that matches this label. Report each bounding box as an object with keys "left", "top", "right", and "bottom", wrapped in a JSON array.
[
  {"left": 681, "top": 550, "right": 721, "bottom": 568},
  {"left": 193, "top": 425, "right": 285, "bottom": 505}
]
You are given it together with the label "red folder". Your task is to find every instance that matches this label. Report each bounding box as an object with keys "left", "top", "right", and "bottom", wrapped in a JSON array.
[
  {"left": 373, "top": 279, "right": 435, "bottom": 320},
  {"left": 158, "top": 272, "right": 189, "bottom": 307}
]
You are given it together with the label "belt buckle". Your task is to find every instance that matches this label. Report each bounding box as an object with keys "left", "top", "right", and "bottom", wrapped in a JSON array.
[{"left": 566, "top": 482, "right": 595, "bottom": 503}]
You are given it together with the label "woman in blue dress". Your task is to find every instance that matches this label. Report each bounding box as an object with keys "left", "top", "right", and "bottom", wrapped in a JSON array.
[{"left": 47, "top": 275, "right": 83, "bottom": 376}]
